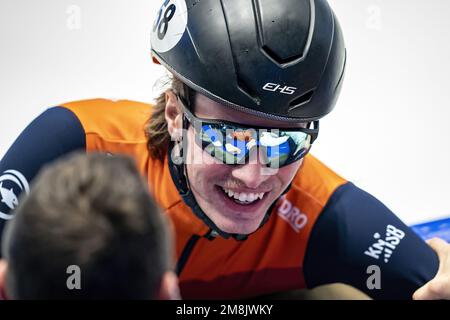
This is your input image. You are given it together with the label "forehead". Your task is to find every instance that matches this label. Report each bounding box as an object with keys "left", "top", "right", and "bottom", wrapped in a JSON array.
[{"left": 193, "top": 93, "right": 307, "bottom": 129}]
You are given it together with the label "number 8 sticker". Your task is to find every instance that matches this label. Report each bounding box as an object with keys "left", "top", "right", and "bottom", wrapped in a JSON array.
[{"left": 151, "top": 0, "right": 188, "bottom": 53}]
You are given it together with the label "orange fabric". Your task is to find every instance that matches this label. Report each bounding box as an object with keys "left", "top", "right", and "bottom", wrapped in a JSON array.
[
  {"left": 63, "top": 99, "right": 151, "bottom": 176},
  {"left": 62, "top": 99, "right": 347, "bottom": 299}
]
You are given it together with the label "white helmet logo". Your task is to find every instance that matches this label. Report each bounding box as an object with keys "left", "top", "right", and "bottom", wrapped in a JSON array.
[
  {"left": 0, "top": 170, "right": 30, "bottom": 220},
  {"left": 263, "top": 82, "right": 297, "bottom": 95}
]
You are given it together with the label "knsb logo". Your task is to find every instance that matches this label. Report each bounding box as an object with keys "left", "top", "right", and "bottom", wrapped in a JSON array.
[
  {"left": 364, "top": 224, "right": 405, "bottom": 263},
  {"left": 276, "top": 196, "right": 308, "bottom": 233},
  {"left": 0, "top": 170, "right": 30, "bottom": 220}
]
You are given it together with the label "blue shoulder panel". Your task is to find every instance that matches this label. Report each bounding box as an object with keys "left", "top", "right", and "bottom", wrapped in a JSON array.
[
  {"left": 303, "top": 182, "right": 439, "bottom": 299},
  {"left": 0, "top": 107, "right": 85, "bottom": 236}
]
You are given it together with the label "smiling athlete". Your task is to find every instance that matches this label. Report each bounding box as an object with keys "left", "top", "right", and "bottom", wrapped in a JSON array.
[{"left": 1, "top": 0, "right": 449, "bottom": 299}]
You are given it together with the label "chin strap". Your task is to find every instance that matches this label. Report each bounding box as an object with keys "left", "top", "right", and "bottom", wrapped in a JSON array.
[{"left": 168, "top": 139, "right": 292, "bottom": 241}]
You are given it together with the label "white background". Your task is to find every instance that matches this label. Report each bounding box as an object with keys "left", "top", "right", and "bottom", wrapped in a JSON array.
[{"left": 1, "top": 0, "right": 449, "bottom": 225}]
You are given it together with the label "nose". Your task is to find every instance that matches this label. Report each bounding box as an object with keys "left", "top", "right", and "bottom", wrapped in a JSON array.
[{"left": 231, "top": 148, "right": 273, "bottom": 188}]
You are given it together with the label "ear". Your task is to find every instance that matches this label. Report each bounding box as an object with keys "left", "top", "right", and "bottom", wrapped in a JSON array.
[
  {"left": 158, "top": 271, "right": 181, "bottom": 300},
  {"left": 164, "top": 90, "right": 183, "bottom": 141}
]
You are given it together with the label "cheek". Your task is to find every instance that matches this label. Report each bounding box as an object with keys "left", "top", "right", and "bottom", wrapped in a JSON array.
[
  {"left": 188, "top": 162, "right": 225, "bottom": 180},
  {"left": 187, "top": 162, "right": 231, "bottom": 196},
  {"left": 276, "top": 159, "right": 303, "bottom": 184}
]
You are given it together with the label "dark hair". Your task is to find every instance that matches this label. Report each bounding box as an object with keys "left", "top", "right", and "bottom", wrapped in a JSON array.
[{"left": 2, "top": 152, "right": 171, "bottom": 299}]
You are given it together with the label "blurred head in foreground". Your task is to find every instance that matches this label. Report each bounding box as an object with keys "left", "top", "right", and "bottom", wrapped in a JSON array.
[{"left": 0, "top": 152, "right": 179, "bottom": 299}]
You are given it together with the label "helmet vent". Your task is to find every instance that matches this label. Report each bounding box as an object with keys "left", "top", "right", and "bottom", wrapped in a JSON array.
[
  {"left": 261, "top": 45, "right": 304, "bottom": 66},
  {"left": 253, "top": 0, "right": 315, "bottom": 67},
  {"left": 288, "top": 90, "right": 314, "bottom": 111}
]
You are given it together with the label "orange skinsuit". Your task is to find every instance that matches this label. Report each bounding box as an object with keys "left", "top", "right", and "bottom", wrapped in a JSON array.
[
  {"left": 63, "top": 98, "right": 344, "bottom": 299},
  {"left": 0, "top": 99, "right": 439, "bottom": 299}
]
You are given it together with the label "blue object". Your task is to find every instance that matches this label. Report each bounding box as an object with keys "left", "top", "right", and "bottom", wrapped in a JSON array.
[{"left": 411, "top": 217, "right": 450, "bottom": 243}]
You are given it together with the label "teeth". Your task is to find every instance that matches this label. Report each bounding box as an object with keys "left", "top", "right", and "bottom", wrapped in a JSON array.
[
  {"left": 238, "top": 193, "right": 248, "bottom": 202},
  {"left": 221, "top": 187, "right": 265, "bottom": 203}
]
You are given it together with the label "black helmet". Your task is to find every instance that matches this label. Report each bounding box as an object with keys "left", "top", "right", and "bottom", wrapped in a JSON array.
[{"left": 151, "top": 0, "right": 346, "bottom": 122}]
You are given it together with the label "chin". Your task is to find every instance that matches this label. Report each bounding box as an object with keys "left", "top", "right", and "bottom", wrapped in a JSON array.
[{"left": 211, "top": 214, "right": 264, "bottom": 235}]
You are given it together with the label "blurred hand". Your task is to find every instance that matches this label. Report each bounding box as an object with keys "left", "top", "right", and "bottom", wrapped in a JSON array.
[{"left": 413, "top": 238, "right": 450, "bottom": 300}]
